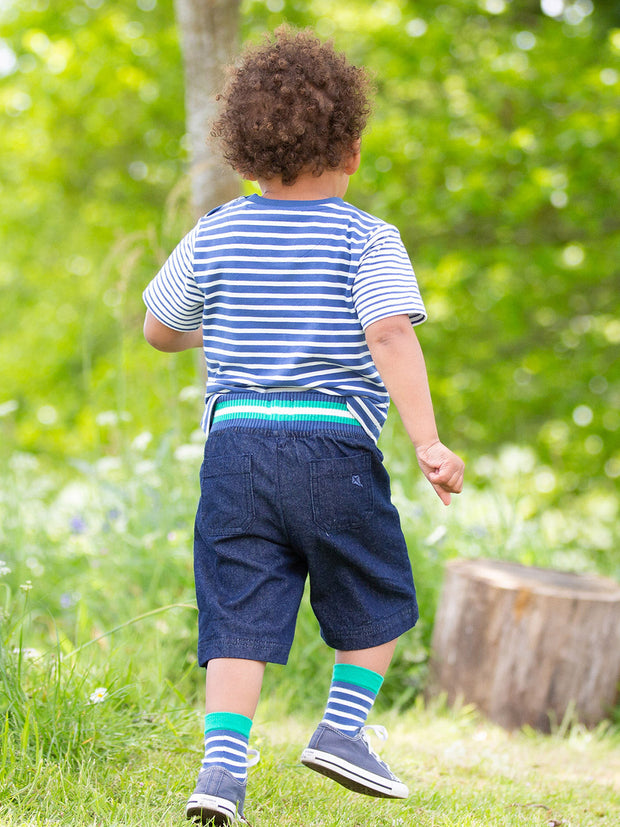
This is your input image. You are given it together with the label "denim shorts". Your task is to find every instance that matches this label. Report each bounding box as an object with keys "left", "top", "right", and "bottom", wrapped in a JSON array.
[{"left": 193, "top": 395, "right": 418, "bottom": 666}]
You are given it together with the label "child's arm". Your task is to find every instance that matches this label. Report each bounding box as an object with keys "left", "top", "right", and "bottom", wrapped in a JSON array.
[
  {"left": 143, "top": 310, "right": 203, "bottom": 352},
  {"left": 365, "top": 314, "right": 464, "bottom": 505}
]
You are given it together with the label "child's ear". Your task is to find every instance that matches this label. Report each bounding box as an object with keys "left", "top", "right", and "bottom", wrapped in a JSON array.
[{"left": 343, "top": 140, "right": 362, "bottom": 175}]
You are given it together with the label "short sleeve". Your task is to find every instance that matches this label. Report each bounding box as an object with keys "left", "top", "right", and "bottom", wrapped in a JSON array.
[
  {"left": 142, "top": 224, "right": 204, "bottom": 330},
  {"left": 352, "top": 226, "right": 427, "bottom": 330}
]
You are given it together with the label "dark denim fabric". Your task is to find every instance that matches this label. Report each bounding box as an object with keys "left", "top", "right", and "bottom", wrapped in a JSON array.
[{"left": 193, "top": 426, "right": 418, "bottom": 666}]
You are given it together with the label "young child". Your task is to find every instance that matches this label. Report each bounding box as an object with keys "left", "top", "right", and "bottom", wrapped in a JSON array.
[{"left": 143, "top": 26, "right": 464, "bottom": 825}]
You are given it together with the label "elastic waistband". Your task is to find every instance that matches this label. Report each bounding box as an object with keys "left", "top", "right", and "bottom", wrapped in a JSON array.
[{"left": 210, "top": 392, "right": 364, "bottom": 436}]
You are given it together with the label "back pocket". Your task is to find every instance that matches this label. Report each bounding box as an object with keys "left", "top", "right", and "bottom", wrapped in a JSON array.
[
  {"left": 310, "top": 452, "right": 374, "bottom": 532},
  {"left": 199, "top": 453, "right": 254, "bottom": 535}
]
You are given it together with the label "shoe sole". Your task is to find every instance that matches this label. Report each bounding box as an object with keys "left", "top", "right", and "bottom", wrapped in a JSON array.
[
  {"left": 301, "top": 747, "right": 409, "bottom": 799},
  {"left": 186, "top": 793, "right": 237, "bottom": 825}
]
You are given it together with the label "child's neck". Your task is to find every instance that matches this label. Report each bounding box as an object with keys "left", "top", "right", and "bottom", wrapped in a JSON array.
[{"left": 257, "top": 167, "right": 350, "bottom": 201}]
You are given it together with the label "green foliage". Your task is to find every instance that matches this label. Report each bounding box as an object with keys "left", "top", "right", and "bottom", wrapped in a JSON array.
[
  {"left": 0, "top": 0, "right": 194, "bottom": 460},
  {"left": 1, "top": 0, "right": 618, "bottom": 504}
]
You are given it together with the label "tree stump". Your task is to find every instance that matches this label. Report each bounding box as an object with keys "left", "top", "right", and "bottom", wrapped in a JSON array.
[{"left": 428, "top": 559, "right": 620, "bottom": 732}]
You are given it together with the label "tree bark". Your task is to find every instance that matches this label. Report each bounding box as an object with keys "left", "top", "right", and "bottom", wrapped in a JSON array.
[
  {"left": 428, "top": 559, "right": 620, "bottom": 732},
  {"left": 173, "top": 0, "right": 242, "bottom": 218}
]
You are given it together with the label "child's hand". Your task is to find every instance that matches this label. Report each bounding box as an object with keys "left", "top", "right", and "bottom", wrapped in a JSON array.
[{"left": 415, "top": 441, "right": 465, "bottom": 506}]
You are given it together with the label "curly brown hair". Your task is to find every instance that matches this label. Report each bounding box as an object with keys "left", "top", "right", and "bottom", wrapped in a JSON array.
[{"left": 211, "top": 26, "right": 374, "bottom": 186}]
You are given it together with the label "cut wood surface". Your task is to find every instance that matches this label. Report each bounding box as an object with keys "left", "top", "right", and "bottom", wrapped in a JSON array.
[{"left": 428, "top": 559, "right": 620, "bottom": 731}]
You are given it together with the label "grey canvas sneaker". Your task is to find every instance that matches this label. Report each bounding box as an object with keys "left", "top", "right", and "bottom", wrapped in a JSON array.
[
  {"left": 301, "top": 722, "right": 408, "bottom": 799},
  {"left": 186, "top": 749, "right": 259, "bottom": 825}
]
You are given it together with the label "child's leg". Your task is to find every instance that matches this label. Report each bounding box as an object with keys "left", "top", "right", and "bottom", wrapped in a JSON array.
[
  {"left": 205, "top": 657, "right": 266, "bottom": 717},
  {"left": 186, "top": 658, "right": 265, "bottom": 823},
  {"left": 321, "top": 639, "right": 397, "bottom": 734},
  {"left": 301, "top": 638, "right": 409, "bottom": 798},
  {"left": 200, "top": 658, "right": 265, "bottom": 780},
  {"left": 335, "top": 638, "right": 398, "bottom": 675}
]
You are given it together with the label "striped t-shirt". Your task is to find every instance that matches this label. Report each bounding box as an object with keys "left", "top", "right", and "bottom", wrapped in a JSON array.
[{"left": 143, "top": 194, "right": 427, "bottom": 442}]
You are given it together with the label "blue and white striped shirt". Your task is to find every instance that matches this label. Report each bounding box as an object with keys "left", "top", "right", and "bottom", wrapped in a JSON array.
[{"left": 143, "top": 194, "right": 426, "bottom": 441}]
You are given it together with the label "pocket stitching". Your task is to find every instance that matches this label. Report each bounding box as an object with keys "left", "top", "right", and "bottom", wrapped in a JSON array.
[
  {"left": 310, "top": 453, "right": 374, "bottom": 532},
  {"left": 200, "top": 453, "right": 255, "bottom": 536}
]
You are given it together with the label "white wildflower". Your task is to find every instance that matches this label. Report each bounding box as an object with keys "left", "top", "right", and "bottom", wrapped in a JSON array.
[
  {"left": 134, "top": 460, "right": 157, "bottom": 476},
  {"left": 88, "top": 687, "right": 108, "bottom": 704},
  {"left": 95, "top": 410, "right": 119, "bottom": 427},
  {"left": 94, "top": 456, "right": 122, "bottom": 474},
  {"left": 425, "top": 525, "right": 448, "bottom": 546},
  {"left": 174, "top": 443, "right": 204, "bottom": 462},
  {"left": 179, "top": 385, "right": 203, "bottom": 402},
  {"left": 0, "top": 399, "right": 18, "bottom": 417},
  {"left": 12, "top": 647, "right": 40, "bottom": 660},
  {"left": 131, "top": 431, "right": 153, "bottom": 451}
]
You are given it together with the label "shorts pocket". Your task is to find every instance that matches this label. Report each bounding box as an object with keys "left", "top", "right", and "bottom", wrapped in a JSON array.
[
  {"left": 199, "top": 453, "right": 254, "bottom": 535},
  {"left": 310, "top": 452, "right": 374, "bottom": 532}
]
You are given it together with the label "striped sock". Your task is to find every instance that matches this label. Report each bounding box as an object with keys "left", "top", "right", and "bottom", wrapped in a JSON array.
[
  {"left": 202, "top": 712, "right": 252, "bottom": 781},
  {"left": 321, "top": 663, "right": 384, "bottom": 735}
]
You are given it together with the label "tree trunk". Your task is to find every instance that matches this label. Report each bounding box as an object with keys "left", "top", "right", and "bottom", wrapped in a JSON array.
[
  {"left": 428, "top": 559, "right": 620, "bottom": 732},
  {"left": 173, "top": 0, "right": 242, "bottom": 218}
]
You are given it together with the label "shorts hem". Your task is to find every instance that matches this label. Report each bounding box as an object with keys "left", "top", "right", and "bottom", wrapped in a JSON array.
[
  {"left": 320, "top": 605, "right": 419, "bottom": 651},
  {"left": 198, "top": 636, "right": 292, "bottom": 668}
]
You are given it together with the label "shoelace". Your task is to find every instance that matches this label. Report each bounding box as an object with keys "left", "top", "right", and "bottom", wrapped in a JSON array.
[{"left": 359, "top": 725, "right": 393, "bottom": 774}]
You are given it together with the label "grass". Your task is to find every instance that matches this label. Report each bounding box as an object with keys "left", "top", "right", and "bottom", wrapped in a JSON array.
[{"left": 1, "top": 700, "right": 619, "bottom": 826}]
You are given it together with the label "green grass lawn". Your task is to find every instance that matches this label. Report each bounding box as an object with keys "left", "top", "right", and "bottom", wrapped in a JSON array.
[{"left": 2, "top": 703, "right": 618, "bottom": 826}]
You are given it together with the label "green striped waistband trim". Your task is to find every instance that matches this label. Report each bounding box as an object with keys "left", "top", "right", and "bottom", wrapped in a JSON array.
[{"left": 212, "top": 396, "right": 362, "bottom": 426}]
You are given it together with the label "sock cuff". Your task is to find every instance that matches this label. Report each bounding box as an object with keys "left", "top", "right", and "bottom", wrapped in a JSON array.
[
  {"left": 204, "top": 711, "right": 252, "bottom": 739},
  {"left": 332, "top": 663, "right": 384, "bottom": 694}
]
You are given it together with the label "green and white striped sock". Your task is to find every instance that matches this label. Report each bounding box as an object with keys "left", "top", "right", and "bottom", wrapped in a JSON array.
[
  {"left": 201, "top": 712, "right": 252, "bottom": 781},
  {"left": 321, "top": 664, "right": 384, "bottom": 735}
]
